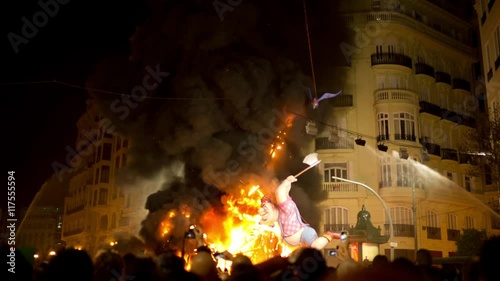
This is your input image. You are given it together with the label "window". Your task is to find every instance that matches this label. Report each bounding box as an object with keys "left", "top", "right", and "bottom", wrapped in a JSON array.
[
  {"left": 94, "top": 168, "right": 100, "bottom": 185},
  {"left": 486, "top": 44, "right": 491, "bottom": 69},
  {"left": 388, "top": 207, "right": 413, "bottom": 225},
  {"left": 97, "top": 145, "right": 102, "bottom": 162},
  {"left": 393, "top": 112, "right": 415, "bottom": 141},
  {"left": 123, "top": 138, "right": 129, "bottom": 148},
  {"left": 102, "top": 143, "right": 112, "bottom": 161},
  {"left": 98, "top": 188, "right": 108, "bottom": 205},
  {"left": 116, "top": 137, "right": 122, "bottom": 151},
  {"left": 115, "top": 156, "right": 120, "bottom": 177},
  {"left": 396, "top": 159, "right": 417, "bottom": 187},
  {"left": 494, "top": 26, "right": 500, "bottom": 58},
  {"left": 464, "top": 176, "right": 471, "bottom": 192},
  {"left": 376, "top": 76, "right": 385, "bottom": 89},
  {"left": 448, "top": 213, "right": 458, "bottom": 230},
  {"left": 93, "top": 190, "right": 98, "bottom": 206},
  {"left": 100, "top": 165, "right": 110, "bottom": 183},
  {"left": 446, "top": 171, "right": 455, "bottom": 182},
  {"left": 324, "top": 163, "right": 348, "bottom": 182},
  {"left": 377, "top": 113, "right": 390, "bottom": 140},
  {"left": 427, "top": 210, "right": 439, "bottom": 228},
  {"left": 380, "top": 157, "right": 392, "bottom": 187},
  {"left": 122, "top": 154, "right": 127, "bottom": 167},
  {"left": 111, "top": 213, "right": 116, "bottom": 229},
  {"left": 100, "top": 215, "right": 108, "bottom": 230},
  {"left": 465, "top": 216, "right": 474, "bottom": 229},
  {"left": 324, "top": 207, "right": 349, "bottom": 231}
]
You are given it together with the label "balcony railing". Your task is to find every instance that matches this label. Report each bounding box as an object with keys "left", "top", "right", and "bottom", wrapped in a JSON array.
[
  {"left": 422, "top": 142, "right": 441, "bottom": 156},
  {"left": 419, "top": 101, "right": 441, "bottom": 118},
  {"left": 384, "top": 224, "right": 414, "bottom": 237},
  {"left": 427, "top": 227, "right": 442, "bottom": 240},
  {"left": 315, "top": 137, "right": 354, "bottom": 150},
  {"left": 371, "top": 53, "right": 412, "bottom": 68},
  {"left": 324, "top": 224, "right": 350, "bottom": 232},
  {"left": 415, "top": 63, "right": 435, "bottom": 77},
  {"left": 377, "top": 134, "right": 390, "bottom": 142},
  {"left": 374, "top": 89, "right": 419, "bottom": 104},
  {"left": 379, "top": 181, "right": 392, "bottom": 188},
  {"left": 447, "top": 229, "right": 461, "bottom": 241},
  {"left": 452, "top": 78, "right": 471, "bottom": 91},
  {"left": 459, "top": 153, "right": 475, "bottom": 164},
  {"left": 441, "top": 148, "right": 458, "bottom": 161},
  {"left": 394, "top": 133, "right": 416, "bottom": 141},
  {"left": 327, "top": 94, "right": 353, "bottom": 107},
  {"left": 435, "top": 72, "right": 451, "bottom": 84},
  {"left": 322, "top": 182, "right": 358, "bottom": 192}
]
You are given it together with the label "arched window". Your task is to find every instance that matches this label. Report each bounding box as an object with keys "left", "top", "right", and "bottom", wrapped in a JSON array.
[
  {"left": 447, "top": 213, "right": 460, "bottom": 241},
  {"left": 377, "top": 113, "right": 390, "bottom": 141},
  {"left": 385, "top": 206, "right": 413, "bottom": 237},
  {"left": 426, "top": 210, "right": 441, "bottom": 239},
  {"left": 380, "top": 157, "right": 392, "bottom": 187},
  {"left": 393, "top": 112, "right": 416, "bottom": 141},
  {"left": 465, "top": 216, "right": 475, "bottom": 229}
]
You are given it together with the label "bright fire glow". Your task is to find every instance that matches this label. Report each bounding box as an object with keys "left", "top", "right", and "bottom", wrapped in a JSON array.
[{"left": 159, "top": 124, "right": 297, "bottom": 268}]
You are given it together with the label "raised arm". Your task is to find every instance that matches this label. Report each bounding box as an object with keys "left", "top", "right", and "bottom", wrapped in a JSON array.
[{"left": 275, "top": 175, "right": 297, "bottom": 204}]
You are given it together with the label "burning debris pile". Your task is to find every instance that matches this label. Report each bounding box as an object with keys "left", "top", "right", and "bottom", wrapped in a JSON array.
[{"left": 86, "top": 0, "right": 347, "bottom": 262}]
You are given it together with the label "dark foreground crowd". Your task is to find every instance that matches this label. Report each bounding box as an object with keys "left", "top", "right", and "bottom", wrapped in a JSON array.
[{"left": 3, "top": 235, "right": 499, "bottom": 281}]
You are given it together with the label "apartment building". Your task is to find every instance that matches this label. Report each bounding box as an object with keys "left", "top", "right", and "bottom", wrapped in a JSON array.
[
  {"left": 61, "top": 100, "right": 147, "bottom": 256},
  {"left": 310, "top": 0, "right": 500, "bottom": 261}
]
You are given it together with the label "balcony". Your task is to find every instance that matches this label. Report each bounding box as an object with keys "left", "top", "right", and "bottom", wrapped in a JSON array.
[
  {"left": 447, "top": 229, "right": 461, "bottom": 241},
  {"left": 419, "top": 101, "right": 441, "bottom": 118},
  {"left": 315, "top": 137, "right": 354, "bottom": 150},
  {"left": 422, "top": 142, "right": 441, "bottom": 157},
  {"left": 427, "top": 227, "right": 442, "bottom": 240},
  {"left": 371, "top": 53, "right": 412, "bottom": 68},
  {"left": 415, "top": 63, "right": 435, "bottom": 78},
  {"left": 374, "top": 89, "right": 419, "bottom": 105},
  {"left": 459, "top": 153, "right": 475, "bottom": 164},
  {"left": 327, "top": 94, "right": 353, "bottom": 107},
  {"left": 324, "top": 224, "right": 350, "bottom": 232},
  {"left": 322, "top": 182, "right": 358, "bottom": 192},
  {"left": 394, "top": 133, "right": 416, "bottom": 142},
  {"left": 441, "top": 148, "right": 458, "bottom": 161},
  {"left": 452, "top": 78, "right": 470, "bottom": 92},
  {"left": 384, "top": 224, "right": 414, "bottom": 237},
  {"left": 377, "top": 134, "right": 390, "bottom": 142},
  {"left": 435, "top": 72, "right": 451, "bottom": 84}
]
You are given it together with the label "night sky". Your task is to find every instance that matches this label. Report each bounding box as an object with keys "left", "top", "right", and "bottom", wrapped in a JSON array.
[
  {"left": 2, "top": 0, "right": 348, "bottom": 213},
  {"left": 2, "top": 0, "right": 149, "bottom": 209}
]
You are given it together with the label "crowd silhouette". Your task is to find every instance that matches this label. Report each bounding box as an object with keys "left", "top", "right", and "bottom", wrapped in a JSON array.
[{"left": 3, "top": 235, "right": 499, "bottom": 281}]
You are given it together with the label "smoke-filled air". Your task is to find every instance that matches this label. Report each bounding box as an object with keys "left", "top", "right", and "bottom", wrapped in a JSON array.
[{"left": 85, "top": 0, "right": 348, "bottom": 260}]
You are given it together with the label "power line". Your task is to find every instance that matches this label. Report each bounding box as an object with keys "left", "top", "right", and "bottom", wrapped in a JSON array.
[{"left": 0, "top": 80, "right": 230, "bottom": 100}]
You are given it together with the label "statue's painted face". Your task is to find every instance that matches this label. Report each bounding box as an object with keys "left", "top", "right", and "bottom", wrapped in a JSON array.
[{"left": 259, "top": 201, "right": 278, "bottom": 224}]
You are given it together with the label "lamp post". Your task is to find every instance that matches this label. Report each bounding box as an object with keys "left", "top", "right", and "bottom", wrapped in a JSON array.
[
  {"left": 331, "top": 176, "right": 395, "bottom": 261},
  {"left": 412, "top": 185, "right": 418, "bottom": 257}
]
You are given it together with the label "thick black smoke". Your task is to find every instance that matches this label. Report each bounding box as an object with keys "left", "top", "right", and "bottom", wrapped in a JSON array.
[{"left": 86, "top": 0, "right": 349, "bottom": 250}]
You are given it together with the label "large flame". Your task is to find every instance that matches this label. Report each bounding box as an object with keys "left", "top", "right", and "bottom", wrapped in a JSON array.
[{"left": 159, "top": 125, "right": 296, "bottom": 268}]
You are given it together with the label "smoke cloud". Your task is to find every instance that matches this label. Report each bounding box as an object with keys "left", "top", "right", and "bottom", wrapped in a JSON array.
[{"left": 86, "top": 0, "right": 349, "bottom": 251}]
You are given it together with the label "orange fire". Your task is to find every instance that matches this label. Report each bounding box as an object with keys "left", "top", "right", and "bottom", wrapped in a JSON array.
[{"left": 159, "top": 124, "right": 296, "bottom": 268}]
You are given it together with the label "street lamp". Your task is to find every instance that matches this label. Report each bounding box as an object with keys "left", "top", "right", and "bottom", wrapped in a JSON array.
[{"left": 331, "top": 176, "right": 395, "bottom": 261}]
